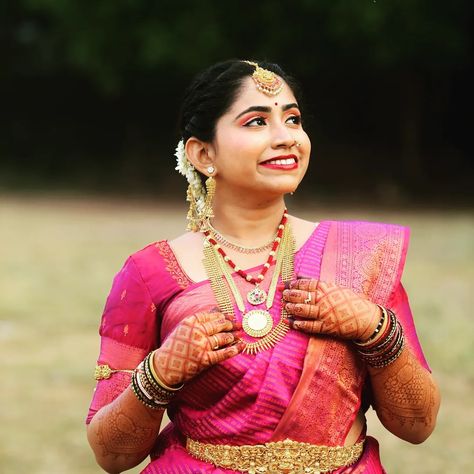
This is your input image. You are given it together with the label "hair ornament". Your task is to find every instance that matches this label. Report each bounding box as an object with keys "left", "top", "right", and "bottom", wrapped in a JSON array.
[{"left": 243, "top": 60, "right": 283, "bottom": 96}]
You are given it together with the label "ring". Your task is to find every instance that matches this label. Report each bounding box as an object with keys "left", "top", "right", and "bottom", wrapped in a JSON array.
[
  {"left": 211, "top": 335, "right": 220, "bottom": 350},
  {"left": 304, "top": 292, "right": 312, "bottom": 304}
]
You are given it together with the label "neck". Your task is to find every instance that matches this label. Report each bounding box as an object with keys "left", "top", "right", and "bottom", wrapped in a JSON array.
[{"left": 210, "top": 196, "right": 286, "bottom": 247}]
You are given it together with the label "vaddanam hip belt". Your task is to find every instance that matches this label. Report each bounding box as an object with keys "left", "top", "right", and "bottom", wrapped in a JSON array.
[{"left": 186, "top": 437, "right": 365, "bottom": 473}]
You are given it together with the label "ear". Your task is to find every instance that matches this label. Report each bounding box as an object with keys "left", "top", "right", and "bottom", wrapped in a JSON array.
[{"left": 185, "top": 138, "right": 215, "bottom": 176}]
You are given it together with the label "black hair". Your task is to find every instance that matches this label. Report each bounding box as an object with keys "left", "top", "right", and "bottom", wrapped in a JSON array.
[{"left": 178, "top": 59, "right": 303, "bottom": 144}]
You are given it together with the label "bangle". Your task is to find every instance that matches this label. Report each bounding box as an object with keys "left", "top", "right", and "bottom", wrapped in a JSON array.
[
  {"left": 131, "top": 369, "right": 164, "bottom": 410},
  {"left": 355, "top": 309, "right": 406, "bottom": 368},
  {"left": 148, "top": 350, "right": 184, "bottom": 391},
  {"left": 354, "top": 305, "right": 387, "bottom": 346},
  {"left": 130, "top": 352, "right": 184, "bottom": 409}
]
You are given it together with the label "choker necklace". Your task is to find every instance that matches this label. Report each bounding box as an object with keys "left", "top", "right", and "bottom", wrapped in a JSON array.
[
  {"left": 203, "top": 221, "right": 295, "bottom": 355},
  {"left": 203, "top": 210, "right": 288, "bottom": 306},
  {"left": 206, "top": 219, "right": 275, "bottom": 254}
]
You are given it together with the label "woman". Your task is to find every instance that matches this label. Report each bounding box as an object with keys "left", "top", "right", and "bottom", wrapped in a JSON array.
[{"left": 86, "top": 60, "right": 440, "bottom": 473}]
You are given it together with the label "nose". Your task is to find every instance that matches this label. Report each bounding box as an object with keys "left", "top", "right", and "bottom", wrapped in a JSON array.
[{"left": 270, "top": 122, "right": 295, "bottom": 149}]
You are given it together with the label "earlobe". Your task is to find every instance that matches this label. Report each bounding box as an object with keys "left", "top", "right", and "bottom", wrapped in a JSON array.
[{"left": 185, "top": 138, "right": 215, "bottom": 175}]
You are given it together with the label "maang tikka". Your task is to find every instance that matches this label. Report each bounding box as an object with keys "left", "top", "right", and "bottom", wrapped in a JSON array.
[{"left": 243, "top": 60, "right": 283, "bottom": 96}]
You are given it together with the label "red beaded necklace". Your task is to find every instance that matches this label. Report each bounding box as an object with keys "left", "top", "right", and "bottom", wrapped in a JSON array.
[{"left": 203, "top": 209, "right": 288, "bottom": 286}]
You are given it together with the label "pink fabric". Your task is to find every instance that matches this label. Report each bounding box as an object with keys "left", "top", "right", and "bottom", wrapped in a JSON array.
[{"left": 86, "top": 220, "right": 429, "bottom": 473}]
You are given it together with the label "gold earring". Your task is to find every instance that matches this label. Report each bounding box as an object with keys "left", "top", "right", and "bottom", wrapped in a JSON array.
[
  {"left": 201, "top": 175, "right": 216, "bottom": 227},
  {"left": 186, "top": 184, "right": 201, "bottom": 232}
]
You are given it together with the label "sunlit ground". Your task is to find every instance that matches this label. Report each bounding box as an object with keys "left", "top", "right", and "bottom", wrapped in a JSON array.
[{"left": 0, "top": 194, "right": 472, "bottom": 473}]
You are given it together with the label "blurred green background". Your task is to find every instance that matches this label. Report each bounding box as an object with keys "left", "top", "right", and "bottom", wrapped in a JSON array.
[
  {"left": 0, "top": 1, "right": 473, "bottom": 473},
  {"left": 1, "top": 0, "right": 473, "bottom": 201}
]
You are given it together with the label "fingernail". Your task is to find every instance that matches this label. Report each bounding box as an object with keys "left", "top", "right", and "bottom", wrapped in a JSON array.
[
  {"left": 233, "top": 321, "right": 242, "bottom": 330},
  {"left": 293, "top": 321, "right": 301, "bottom": 329},
  {"left": 277, "top": 283, "right": 286, "bottom": 291},
  {"left": 286, "top": 303, "right": 294, "bottom": 311}
]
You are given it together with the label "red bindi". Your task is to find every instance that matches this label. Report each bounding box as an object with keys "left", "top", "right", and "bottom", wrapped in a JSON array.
[{"left": 274, "top": 102, "right": 278, "bottom": 106}]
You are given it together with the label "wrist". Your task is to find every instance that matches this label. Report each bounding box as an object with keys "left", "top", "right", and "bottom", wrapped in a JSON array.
[
  {"left": 356, "top": 304, "right": 385, "bottom": 344},
  {"left": 150, "top": 350, "right": 184, "bottom": 390}
]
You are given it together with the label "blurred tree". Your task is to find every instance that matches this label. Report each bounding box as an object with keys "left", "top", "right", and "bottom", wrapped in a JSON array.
[
  {"left": 1, "top": 0, "right": 472, "bottom": 195},
  {"left": 7, "top": 1, "right": 470, "bottom": 89}
]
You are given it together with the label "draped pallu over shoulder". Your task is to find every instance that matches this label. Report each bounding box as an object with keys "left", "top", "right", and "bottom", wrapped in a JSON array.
[{"left": 271, "top": 221, "right": 410, "bottom": 446}]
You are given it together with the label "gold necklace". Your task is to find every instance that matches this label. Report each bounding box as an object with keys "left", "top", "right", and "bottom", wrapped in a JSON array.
[
  {"left": 206, "top": 219, "right": 275, "bottom": 254},
  {"left": 203, "top": 223, "right": 295, "bottom": 355}
]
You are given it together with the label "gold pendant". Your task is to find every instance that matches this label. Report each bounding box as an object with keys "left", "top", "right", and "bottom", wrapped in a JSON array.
[
  {"left": 247, "top": 286, "right": 267, "bottom": 305},
  {"left": 242, "top": 310, "right": 273, "bottom": 337}
]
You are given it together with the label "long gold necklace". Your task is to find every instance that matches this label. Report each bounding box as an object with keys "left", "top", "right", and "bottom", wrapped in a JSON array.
[{"left": 203, "top": 223, "right": 295, "bottom": 355}]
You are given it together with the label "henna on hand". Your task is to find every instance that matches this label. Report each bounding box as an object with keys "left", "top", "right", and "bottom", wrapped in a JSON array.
[
  {"left": 153, "top": 312, "right": 244, "bottom": 386},
  {"left": 283, "top": 279, "right": 380, "bottom": 341},
  {"left": 368, "top": 347, "right": 440, "bottom": 443},
  {"left": 87, "top": 386, "right": 165, "bottom": 472}
]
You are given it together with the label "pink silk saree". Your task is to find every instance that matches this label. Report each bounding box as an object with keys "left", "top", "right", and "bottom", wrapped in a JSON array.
[{"left": 87, "top": 220, "right": 430, "bottom": 473}]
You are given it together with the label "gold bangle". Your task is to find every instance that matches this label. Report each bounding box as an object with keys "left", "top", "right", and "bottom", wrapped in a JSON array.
[{"left": 149, "top": 350, "right": 184, "bottom": 391}]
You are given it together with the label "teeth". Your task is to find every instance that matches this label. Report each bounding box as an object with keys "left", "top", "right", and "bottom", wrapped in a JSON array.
[{"left": 265, "top": 158, "right": 296, "bottom": 165}]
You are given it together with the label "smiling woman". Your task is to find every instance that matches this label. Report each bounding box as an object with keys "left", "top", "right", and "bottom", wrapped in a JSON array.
[{"left": 85, "top": 60, "right": 440, "bottom": 473}]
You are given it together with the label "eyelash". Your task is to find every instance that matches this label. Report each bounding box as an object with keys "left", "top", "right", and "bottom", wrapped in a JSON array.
[{"left": 243, "top": 115, "right": 302, "bottom": 127}]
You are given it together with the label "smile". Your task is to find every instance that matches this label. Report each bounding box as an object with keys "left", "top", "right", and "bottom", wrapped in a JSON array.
[{"left": 259, "top": 155, "right": 298, "bottom": 170}]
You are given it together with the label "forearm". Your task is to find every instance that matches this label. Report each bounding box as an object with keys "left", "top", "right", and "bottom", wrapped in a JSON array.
[
  {"left": 87, "top": 386, "right": 164, "bottom": 473},
  {"left": 368, "top": 346, "right": 440, "bottom": 444}
]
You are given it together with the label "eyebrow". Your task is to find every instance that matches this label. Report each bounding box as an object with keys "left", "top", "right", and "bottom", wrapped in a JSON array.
[{"left": 234, "top": 102, "right": 299, "bottom": 120}]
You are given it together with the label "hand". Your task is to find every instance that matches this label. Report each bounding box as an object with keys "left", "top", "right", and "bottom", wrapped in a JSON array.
[
  {"left": 153, "top": 312, "right": 244, "bottom": 386},
  {"left": 283, "top": 279, "right": 381, "bottom": 341}
]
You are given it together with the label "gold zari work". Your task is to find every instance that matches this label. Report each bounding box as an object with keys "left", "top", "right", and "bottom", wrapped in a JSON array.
[{"left": 186, "top": 437, "right": 364, "bottom": 474}]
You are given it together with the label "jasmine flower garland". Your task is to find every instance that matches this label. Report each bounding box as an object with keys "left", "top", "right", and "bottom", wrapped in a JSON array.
[{"left": 174, "top": 140, "right": 206, "bottom": 214}]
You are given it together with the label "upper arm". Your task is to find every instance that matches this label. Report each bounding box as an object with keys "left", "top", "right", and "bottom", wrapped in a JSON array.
[{"left": 86, "top": 256, "right": 158, "bottom": 424}]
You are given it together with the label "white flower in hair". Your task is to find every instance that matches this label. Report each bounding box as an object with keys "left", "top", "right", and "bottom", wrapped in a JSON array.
[
  {"left": 174, "top": 139, "right": 206, "bottom": 213},
  {"left": 174, "top": 140, "right": 189, "bottom": 176}
]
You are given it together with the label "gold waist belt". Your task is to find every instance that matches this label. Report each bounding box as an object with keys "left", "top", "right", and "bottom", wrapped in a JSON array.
[{"left": 186, "top": 437, "right": 364, "bottom": 474}]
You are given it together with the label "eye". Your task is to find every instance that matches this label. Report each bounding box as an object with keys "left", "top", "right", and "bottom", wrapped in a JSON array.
[
  {"left": 286, "top": 115, "right": 302, "bottom": 125},
  {"left": 243, "top": 116, "right": 267, "bottom": 127}
]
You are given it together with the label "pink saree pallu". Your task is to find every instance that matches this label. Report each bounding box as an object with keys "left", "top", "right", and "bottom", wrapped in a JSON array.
[{"left": 87, "top": 221, "right": 430, "bottom": 474}]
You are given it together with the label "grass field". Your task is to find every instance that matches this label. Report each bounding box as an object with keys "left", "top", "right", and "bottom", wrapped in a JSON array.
[{"left": 0, "top": 194, "right": 472, "bottom": 473}]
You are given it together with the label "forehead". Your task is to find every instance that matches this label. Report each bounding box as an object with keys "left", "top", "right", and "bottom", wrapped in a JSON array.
[{"left": 226, "top": 76, "right": 297, "bottom": 115}]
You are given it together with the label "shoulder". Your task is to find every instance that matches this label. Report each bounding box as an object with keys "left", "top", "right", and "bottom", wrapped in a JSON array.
[{"left": 126, "top": 238, "right": 191, "bottom": 294}]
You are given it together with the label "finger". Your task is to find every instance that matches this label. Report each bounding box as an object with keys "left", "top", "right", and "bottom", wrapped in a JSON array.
[
  {"left": 282, "top": 289, "right": 314, "bottom": 304},
  {"left": 291, "top": 318, "right": 324, "bottom": 334},
  {"left": 290, "top": 278, "right": 319, "bottom": 292},
  {"left": 206, "top": 342, "right": 245, "bottom": 365},
  {"left": 285, "top": 302, "right": 320, "bottom": 319},
  {"left": 195, "top": 311, "right": 224, "bottom": 323},
  {"left": 209, "top": 331, "right": 236, "bottom": 349},
  {"left": 202, "top": 318, "right": 234, "bottom": 335}
]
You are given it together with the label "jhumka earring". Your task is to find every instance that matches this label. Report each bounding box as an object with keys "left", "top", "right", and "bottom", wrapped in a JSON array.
[{"left": 202, "top": 171, "right": 216, "bottom": 228}]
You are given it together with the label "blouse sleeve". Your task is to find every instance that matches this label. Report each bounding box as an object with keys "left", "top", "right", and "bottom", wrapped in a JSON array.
[
  {"left": 388, "top": 282, "right": 431, "bottom": 372},
  {"left": 86, "top": 255, "right": 158, "bottom": 424}
]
